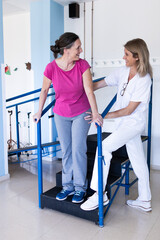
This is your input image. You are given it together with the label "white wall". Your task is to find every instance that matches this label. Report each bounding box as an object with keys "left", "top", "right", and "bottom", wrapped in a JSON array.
[
  {"left": 3, "top": 13, "right": 35, "bottom": 147},
  {"left": 64, "top": 0, "right": 160, "bottom": 169},
  {"left": 3, "top": 0, "right": 160, "bottom": 169}
]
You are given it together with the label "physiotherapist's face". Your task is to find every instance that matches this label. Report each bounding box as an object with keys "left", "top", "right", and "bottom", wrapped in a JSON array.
[{"left": 123, "top": 48, "right": 138, "bottom": 67}]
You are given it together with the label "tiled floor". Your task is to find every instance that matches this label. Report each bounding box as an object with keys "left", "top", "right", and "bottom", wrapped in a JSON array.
[{"left": 1, "top": 158, "right": 160, "bottom": 240}]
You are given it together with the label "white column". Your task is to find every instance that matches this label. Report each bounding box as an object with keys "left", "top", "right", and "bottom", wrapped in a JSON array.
[{"left": 0, "top": 0, "right": 9, "bottom": 181}]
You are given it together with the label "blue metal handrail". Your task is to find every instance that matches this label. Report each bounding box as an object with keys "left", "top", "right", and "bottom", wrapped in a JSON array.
[
  {"left": 41, "top": 99, "right": 56, "bottom": 117},
  {"left": 97, "top": 95, "right": 117, "bottom": 227},
  {"left": 101, "top": 94, "right": 117, "bottom": 119},
  {"left": 6, "top": 86, "right": 55, "bottom": 153},
  {"left": 6, "top": 85, "right": 56, "bottom": 207},
  {"left": 147, "top": 83, "right": 153, "bottom": 173},
  {"left": 6, "top": 92, "right": 55, "bottom": 109},
  {"left": 37, "top": 99, "right": 56, "bottom": 207},
  {"left": 6, "top": 85, "right": 53, "bottom": 102},
  {"left": 93, "top": 77, "right": 105, "bottom": 83}
]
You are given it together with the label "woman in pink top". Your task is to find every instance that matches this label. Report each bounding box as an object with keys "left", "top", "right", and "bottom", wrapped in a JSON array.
[{"left": 33, "top": 32, "right": 103, "bottom": 203}]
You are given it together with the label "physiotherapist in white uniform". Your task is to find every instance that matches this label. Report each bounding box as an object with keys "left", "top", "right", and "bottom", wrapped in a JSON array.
[{"left": 81, "top": 38, "right": 152, "bottom": 212}]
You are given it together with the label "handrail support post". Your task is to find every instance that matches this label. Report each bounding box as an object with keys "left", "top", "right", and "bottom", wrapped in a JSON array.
[
  {"left": 15, "top": 105, "right": 20, "bottom": 149},
  {"left": 97, "top": 125, "right": 104, "bottom": 227},
  {"left": 37, "top": 120, "right": 43, "bottom": 208}
]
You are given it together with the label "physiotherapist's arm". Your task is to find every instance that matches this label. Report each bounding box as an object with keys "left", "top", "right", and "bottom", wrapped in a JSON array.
[
  {"left": 104, "top": 101, "right": 141, "bottom": 119},
  {"left": 93, "top": 78, "right": 107, "bottom": 91},
  {"left": 83, "top": 68, "right": 103, "bottom": 126}
]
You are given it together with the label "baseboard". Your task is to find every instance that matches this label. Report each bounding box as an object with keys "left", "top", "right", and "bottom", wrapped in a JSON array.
[
  {"left": 151, "top": 165, "right": 160, "bottom": 171},
  {"left": 0, "top": 173, "right": 10, "bottom": 182}
]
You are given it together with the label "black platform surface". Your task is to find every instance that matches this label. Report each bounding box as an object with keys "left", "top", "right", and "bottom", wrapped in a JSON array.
[{"left": 41, "top": 186, "right": 108, "bottom": 223}]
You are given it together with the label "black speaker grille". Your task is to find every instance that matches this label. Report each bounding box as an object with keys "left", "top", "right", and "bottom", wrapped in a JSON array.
[{"left": 69, "top": 3, "right": 80, "bottom": 19}]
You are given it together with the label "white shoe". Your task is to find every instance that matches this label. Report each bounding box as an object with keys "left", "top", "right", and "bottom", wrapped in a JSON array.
[
  {"left": 80, "top": 192, "right": 109, "bottom": 211},
  {"left": 127, "top": 199, "right": 152, "bottom": 212}
]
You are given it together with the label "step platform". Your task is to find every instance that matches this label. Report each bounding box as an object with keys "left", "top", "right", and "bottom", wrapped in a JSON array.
[
  {"left": 41, "top": 186, "right": 101, "bottom": 223},
  {"left": 40, "top": 133, "right": 147, "bottom": 222},
  {"left": 87, "top": 133, "right": 147, "bottom": 158},
  {"left": 41, "top": 171, "right": 122, "bottom": 223}
]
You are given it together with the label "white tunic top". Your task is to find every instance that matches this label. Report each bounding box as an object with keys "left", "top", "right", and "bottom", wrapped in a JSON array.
[{"left": 105, "top": 66, "right": 152, "bottom": 131}]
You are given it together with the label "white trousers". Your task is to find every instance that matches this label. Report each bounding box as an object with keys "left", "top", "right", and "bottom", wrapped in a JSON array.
[{"left": 90, "top": 124, "right": 151, "bottom": 201}]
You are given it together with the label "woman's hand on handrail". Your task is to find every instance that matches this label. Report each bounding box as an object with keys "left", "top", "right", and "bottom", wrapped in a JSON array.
[
  {"left": 33, "top": 112, "right": 41, "bottom": 124},
  {"left": 84, "top": 112, "right": 103, "bottom": 126},
  {"left": 33, "top": 76, "right": 52, "bottom": 124}
]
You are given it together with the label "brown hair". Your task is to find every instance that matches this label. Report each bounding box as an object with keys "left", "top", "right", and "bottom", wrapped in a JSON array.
[{"left": 50, "top": 32, "right": 79, "bottom": 59}]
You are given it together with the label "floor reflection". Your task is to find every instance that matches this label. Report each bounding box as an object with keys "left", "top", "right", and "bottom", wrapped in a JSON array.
[{"left": 8, "top": 154, "right": 62, "bottom": 183}]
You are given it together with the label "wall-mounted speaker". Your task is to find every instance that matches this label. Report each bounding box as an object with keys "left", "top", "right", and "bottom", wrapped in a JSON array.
[{"left": 69, "top": 3, "right": 80, "bottom": 19}]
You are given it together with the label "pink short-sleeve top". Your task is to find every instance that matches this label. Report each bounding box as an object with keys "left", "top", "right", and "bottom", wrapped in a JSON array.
[{"left": 44, "top": 58, "right": 91, "bottom": 117}]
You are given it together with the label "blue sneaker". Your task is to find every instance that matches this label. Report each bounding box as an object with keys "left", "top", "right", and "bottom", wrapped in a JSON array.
[
  {"left": 56, "top": 189, "right": 74, "bottom": 201},
  {"left": 72, "top": 191, "right": 86, "bottom": 203}
]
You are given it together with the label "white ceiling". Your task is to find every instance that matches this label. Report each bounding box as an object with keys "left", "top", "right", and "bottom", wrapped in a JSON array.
[{"left": 3, "top": 0, "right": 95, "bottom": 16}]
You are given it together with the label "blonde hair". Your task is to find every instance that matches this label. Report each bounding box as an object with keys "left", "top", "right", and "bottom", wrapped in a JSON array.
[{"left": 124, "top": 38, "right": 153, "bottom": 78}]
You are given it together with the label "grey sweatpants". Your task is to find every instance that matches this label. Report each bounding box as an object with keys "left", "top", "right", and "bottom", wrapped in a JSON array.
[{"left": 54, "top": 110, "right": 91, "bottom": 192}]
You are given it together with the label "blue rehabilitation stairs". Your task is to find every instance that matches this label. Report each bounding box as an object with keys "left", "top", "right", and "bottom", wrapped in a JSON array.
[
  {"left": 6, "top": 79, "right": 152, "bottom": 226},
  {"left": 41, "top": 132, "right": 148, "bottom": 224}
]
